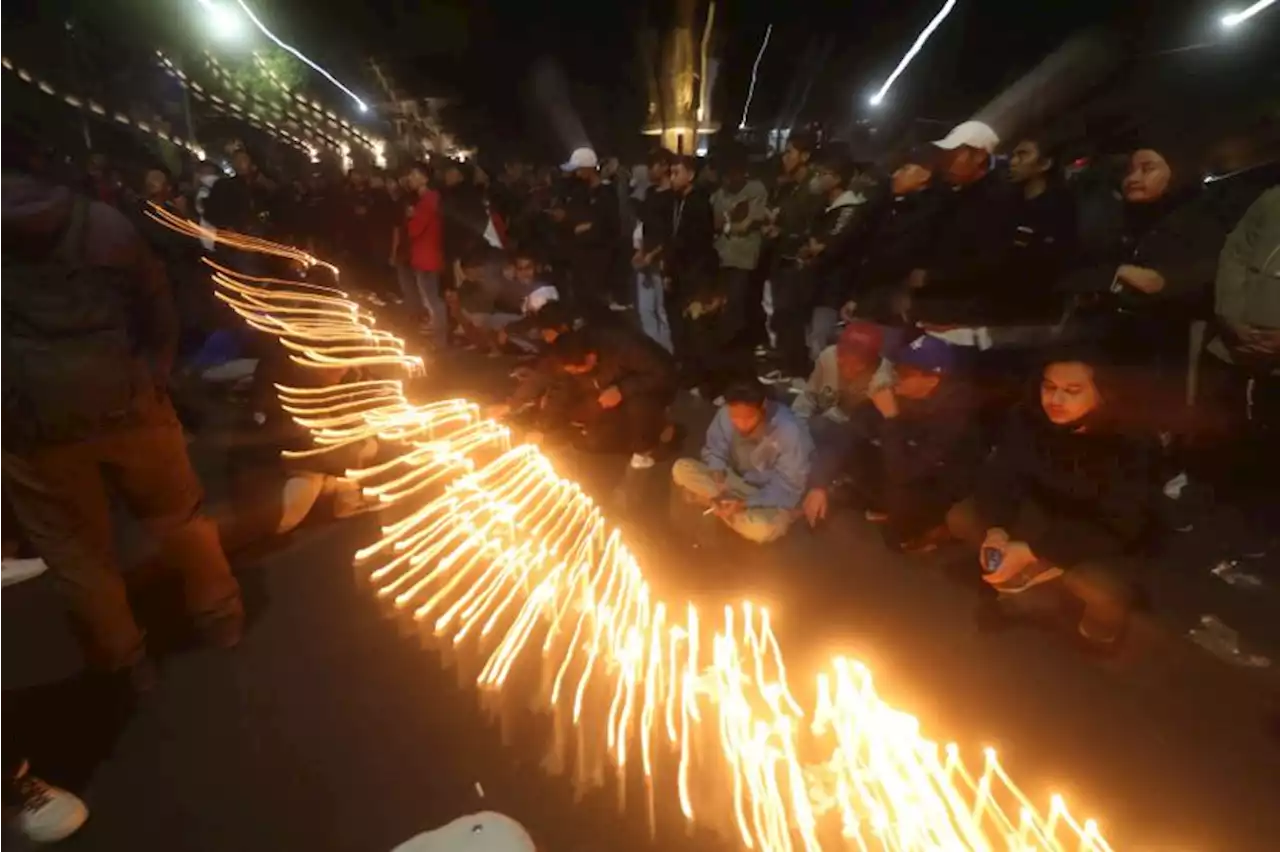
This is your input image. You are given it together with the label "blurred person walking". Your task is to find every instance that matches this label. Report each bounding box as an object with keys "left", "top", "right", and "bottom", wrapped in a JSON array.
[{"left": 2, "top": 158, "right": 244, "bottom": 690}]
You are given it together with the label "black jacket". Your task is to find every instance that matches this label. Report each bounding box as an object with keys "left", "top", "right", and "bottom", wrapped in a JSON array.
[
  {"left": 975, "top": 405, "right": 1157, "bottom": 566},
  {"left": 204, "top": 172, "right": 274, "bottom": 235},
  {"left": 911, "top": 172, "right": 1017, "bottom": 323},
  {"left": 439, "top": 183, "right": 489, "bottom": 261},
  {"left": 770, "top": 177, "right": 825, "bottom": 262},
  {"left": 1058, "top": 188, "right": 1223, "bottom": 310},
  {"left": 668, "top": 186, "right": 717, "bottom": 281},
  {"left": 567, "top": 182, "right": 621, "bottom": 254},
  {"left": 509, "top": 324, "right": 678, "bottom": 416},
  {"left": 2, "top": 176, "right": 177, "bottom": 447},
  {"left": 880, "top": 377, "right": 982, "bottom": 488},
  {"left": 808, "top": 189, "right": 870, "bottom": 308},
  {"left": 638, "top": 185, "right": 674, "bottom": 256},
  {"left": 846, "top": 187, "right": 942, "bottom": 302},
  {"left": 997, "top": 185, "right": 1078, "bottom": 322}
]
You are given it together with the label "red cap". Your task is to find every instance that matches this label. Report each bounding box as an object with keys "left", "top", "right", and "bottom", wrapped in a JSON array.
[{"left": 836, "top": 321, "right": 883, "bottom": 362}]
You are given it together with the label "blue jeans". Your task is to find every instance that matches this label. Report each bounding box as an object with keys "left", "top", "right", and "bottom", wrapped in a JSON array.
[
  {"left": 396, "top": 265, "right": 421, "bottom": 313},
  {"left": 414, "top": 270, "right": 446, "bottom": 346},
  {"left": 635, "top": 269, "right": 672, "bottom": 353}
]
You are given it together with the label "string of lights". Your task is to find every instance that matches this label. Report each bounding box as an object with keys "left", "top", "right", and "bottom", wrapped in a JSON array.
[
  {"left": 194, "top": 0, "right": 370, "bottom": 114},
  {"left": 3, "top": 56, "right": 207, "bottom": 162},
  {"left": 156, "top": 52, "right": 334, "bottom": 161},
  {"left": 146, "top": 204, "right": 1117, "bottom": 852},
  {"left": 201, "top": 50, "right": 379, "bottom": 150}
]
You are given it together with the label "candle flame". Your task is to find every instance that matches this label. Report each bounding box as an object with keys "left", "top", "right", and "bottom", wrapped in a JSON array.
[{"left": 150, "top": 204, "right": 1115, "bottom": 851}]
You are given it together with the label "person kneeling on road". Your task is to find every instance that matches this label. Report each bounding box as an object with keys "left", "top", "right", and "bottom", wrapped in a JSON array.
[
  {"left": 945, "top": 349, "right": 1157, "bottom": 647},
  {"left": 802, "top": 334, "right": 980, "bottom": 552},
  {"left": 672, "top": 382, "right": 813, "bottom": 544},
  {"left": 489, "top": 321, "right": 677, "bottom": 469},
  {"left": 793, "top": 320, "right": 896, "bottom": 427}
]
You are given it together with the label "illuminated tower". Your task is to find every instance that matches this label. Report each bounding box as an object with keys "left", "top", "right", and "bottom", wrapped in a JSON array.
[{"left": 640, "top": 0, "right": 720, "bottom": 154}]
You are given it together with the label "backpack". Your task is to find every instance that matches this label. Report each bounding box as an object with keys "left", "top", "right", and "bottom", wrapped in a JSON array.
[{"left": 2, "top": 198, "right": 151, "bottom": 446}]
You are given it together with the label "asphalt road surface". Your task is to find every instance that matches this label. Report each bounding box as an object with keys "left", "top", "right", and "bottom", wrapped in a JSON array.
[{"left": 4, "top": 350, "right": 1279, "bottom": 852}]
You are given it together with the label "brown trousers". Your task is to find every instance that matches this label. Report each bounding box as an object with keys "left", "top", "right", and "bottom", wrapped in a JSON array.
[{"left": 3, "top": 397, "right": 242, "bottom": 671}]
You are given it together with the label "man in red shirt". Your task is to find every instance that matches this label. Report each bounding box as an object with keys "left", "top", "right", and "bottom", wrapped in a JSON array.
[{"left": 404, "top": 162, "right": 446, "bottom": 346}]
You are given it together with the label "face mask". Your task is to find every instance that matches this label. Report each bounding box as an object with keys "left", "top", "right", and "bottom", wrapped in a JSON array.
[
  {"left": 199, "top": 174, "right": 218, "bottom": 188},
  {"left": 808, "top": 176, "right": 825, "bottom": 194}
]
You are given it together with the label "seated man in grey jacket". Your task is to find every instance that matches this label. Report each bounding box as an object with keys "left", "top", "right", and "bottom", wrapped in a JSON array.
[{"left": 672, "top": 382, "right": 813, "bottom": 543}]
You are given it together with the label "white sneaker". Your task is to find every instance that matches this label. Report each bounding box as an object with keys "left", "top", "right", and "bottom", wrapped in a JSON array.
[
  {"left": 759, "top": 370, "right": 791, "bottom": 385},
  {"left": 608, "top": 301, "right": 631, "bottom": 312},
  {"left": 712, "top": 395, "right": 726, "bottom": 406},
  {"left": 2, "top": 557, "right": 49, "bottom": 587},
  {"left": 629, "top": 452, "right": 655, "bottom": 470},
  {"left": 689, "top": 388, "right": 703, "bottom": 399},
  {"left": 753, "top": 345, "right": 769, "bottom": 357},
  {"left": 12, "top": 765, "right": 89, "bottom": 843}
]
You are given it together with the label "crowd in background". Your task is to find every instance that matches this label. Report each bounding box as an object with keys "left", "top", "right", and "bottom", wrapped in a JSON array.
[{"left": 2, "top": 103, "right": 1278, "bottom": 840}]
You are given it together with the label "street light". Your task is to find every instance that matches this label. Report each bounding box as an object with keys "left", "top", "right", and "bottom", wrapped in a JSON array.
[
  {"left": 199, "top": 0, "right": 245, "bottom": 41},
  {"left": 1221, "top": 0, "right": 1277, "bottom": 28},
  {"left": 196, "top": 0, "right": 371, "bottom": 115}
]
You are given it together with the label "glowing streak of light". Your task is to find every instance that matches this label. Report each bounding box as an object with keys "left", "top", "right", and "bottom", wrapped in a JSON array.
[
  {"left": 153, "top": 208, "right": 1118, "bottom": 852},
  {"left": 197, "top": 0, "right": 369, "bottom": 113},
  {"left": 868, "top": 0, "right": 958, "bottom": 107},
  {"left": 1222, "top": 0, "right": 1277, "bottom": 27},
  {"left": 738, "top": 23, "right": 773, "bottom": 130}
]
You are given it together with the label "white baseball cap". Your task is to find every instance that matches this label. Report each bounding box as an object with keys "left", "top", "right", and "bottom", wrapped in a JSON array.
[
  {"left": 390, "top": 812, "right": 536, "bottom": 852},
  {"left": 932, "top": 120, "right": 1000, "bottom": 154},
  {"left": 560, "top": 147, "right": 598, "bottom": 171}
]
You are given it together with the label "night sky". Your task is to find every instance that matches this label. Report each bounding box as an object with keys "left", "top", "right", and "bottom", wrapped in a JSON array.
[{"left": 266, "top": 0, "right": 1276, "bottom": 158}]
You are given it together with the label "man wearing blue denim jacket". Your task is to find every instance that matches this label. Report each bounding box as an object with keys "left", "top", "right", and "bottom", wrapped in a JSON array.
[{"left": 671, "top": 382, "right": 814, "bottom": 543}]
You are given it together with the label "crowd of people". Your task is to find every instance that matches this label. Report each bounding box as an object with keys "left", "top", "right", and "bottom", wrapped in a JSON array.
[
  {"left": 477, "top": 119, "right": 1277, "bottom": 658},
  {"left": 1, "top": 103, "right": 1277, "bottom": 842}
]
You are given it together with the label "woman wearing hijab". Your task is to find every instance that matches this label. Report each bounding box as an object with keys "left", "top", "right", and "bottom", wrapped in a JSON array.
[
  {"left": 946, "top": 347, "right": 1159, "bottom": 647},
  {"left": 1059, "top": 143, "right": 1224, "bottom": 386}
]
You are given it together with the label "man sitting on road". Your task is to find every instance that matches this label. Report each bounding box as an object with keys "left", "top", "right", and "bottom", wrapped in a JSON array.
[
  {"left": 453, "top": 246, "right": 537, "bottom": 355},
  {"left": 945, "top": 348, "right": 1158, "bottom": 647},
  {"left": 489, "top": 322, "right": 677, "bottom": 469},
  {"left": 672, "top": 382, "right": 813, "bottom": 544},
  {"left": 802, "top": 335, "right": 980, "bottom": 552},
  {"left": 793, "top": 321, "right": 896, "bottom": 426}
]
